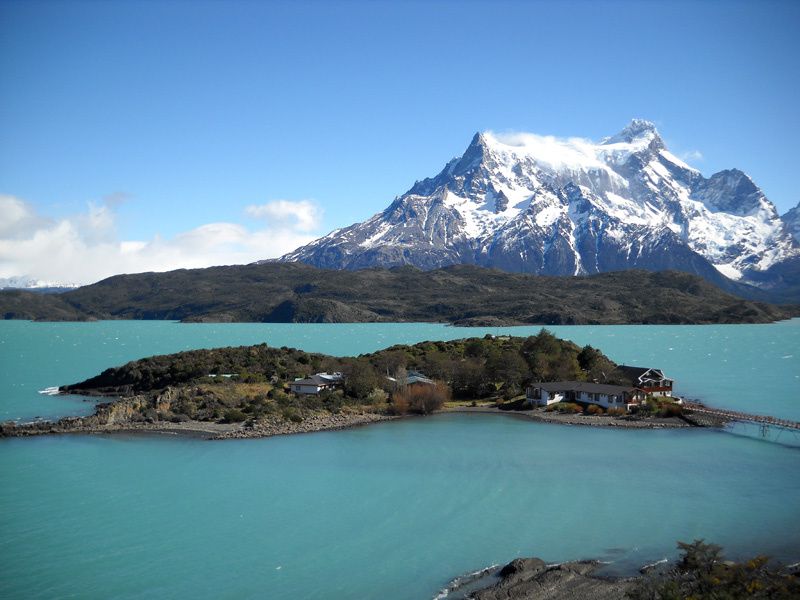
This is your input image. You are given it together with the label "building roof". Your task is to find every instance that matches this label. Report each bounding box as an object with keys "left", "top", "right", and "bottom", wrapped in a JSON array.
[
  {"left": 406, "top": 371, "right": 433, "bottom": 384},
  {"left": 317, "top": 372, "right": 344, "bottom": 383},
  {"left": 617, "top": 366, "right": 665, "bottom": 381},
  {"left": 291, "top": 372, "right": 344, "bottom": 387},
  {"left": 292, "top": 374, "right": 334, "bottom": 386},
  {"left": 530, "top": 381, "right": 640, "bottom": 395},
  {"left": 386, "top": 371, "right": 435, "bottom": 386}
]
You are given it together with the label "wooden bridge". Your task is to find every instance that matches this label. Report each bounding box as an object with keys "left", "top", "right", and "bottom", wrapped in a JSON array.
[{"left": 682, "top": 401, "right": 800, "bottom": 431}]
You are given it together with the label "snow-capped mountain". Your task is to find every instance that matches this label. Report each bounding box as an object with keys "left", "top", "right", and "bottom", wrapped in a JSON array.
[
  {"left": 783, "top": 202, "right": 800, "bottom": 244},
  {"left": 278, "top": 120, "right": 798, "bottom": 291}
]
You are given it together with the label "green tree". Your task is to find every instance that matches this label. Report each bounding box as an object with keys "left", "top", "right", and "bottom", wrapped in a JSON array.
[{"left": 343, "top": 359, "right": 382, "bottom": 400}]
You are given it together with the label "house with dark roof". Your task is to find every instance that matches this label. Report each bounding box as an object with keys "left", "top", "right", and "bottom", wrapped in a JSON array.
[
  {"left": 617, "top": 366, "right": 674, "bottom": 397},
  {"left": 386, "top": 370, "right": 435, "bottom": 388},
  {"left": 289, "top": 372, "right": 344, "bottom": 395},
  {"left": 526, "top": 381, "right": 645, "bottom": 410}
]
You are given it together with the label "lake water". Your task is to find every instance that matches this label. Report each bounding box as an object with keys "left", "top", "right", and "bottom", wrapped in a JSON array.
[{"left": 1, "top": 320, "right": 799, "bottom": 599}]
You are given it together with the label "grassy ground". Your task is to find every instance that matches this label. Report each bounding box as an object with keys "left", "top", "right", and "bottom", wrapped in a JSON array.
[{"left": 443, "top": 400, "right": 498, "bottom": 408}]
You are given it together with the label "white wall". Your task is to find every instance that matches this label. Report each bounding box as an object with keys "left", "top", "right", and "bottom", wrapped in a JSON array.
[
  {"left": 290, "top": 383, "right": 323, "bottom": 395},
  {"left": 528, "top": 389, "right": 563, "bottom": 406}
]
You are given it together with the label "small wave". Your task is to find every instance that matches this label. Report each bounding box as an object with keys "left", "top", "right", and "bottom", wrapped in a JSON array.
[
  {"left": 433, "top": 564, "right": 498, "bottom": 600},
  {"left": 640, "top": 558, "right": 668, "bottom": 573},
  {"left": 781, "top": 355, "right": 793, "bottom": 359},
  {"left": 38, "top": 386, "right": 60, "bottom": 396}
]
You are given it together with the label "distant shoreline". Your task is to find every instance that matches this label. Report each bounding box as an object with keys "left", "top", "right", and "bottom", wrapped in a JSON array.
[{"left": 2, "top": 264, "right": 795, "bottom": 325}]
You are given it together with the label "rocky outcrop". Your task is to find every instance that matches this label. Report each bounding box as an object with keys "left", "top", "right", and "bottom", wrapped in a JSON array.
[{"left": 464, "top": 558, "right": 635, "bottom": 600}]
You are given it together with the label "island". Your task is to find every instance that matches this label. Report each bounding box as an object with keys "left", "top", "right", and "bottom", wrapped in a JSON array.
[{"left": 2, "top": 330, "right": 700, "bottom": 439}]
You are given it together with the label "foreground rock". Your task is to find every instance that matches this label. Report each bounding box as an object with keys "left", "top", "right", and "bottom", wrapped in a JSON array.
[
  {"left": 453, "top": 557, "right": 635, "bottom": 600},
  {"left": 445, "top": 540, "right": 800, "bottom": 600}
]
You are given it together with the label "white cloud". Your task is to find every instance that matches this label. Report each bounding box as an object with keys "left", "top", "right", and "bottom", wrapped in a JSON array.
[
  {"left": 245, "top": 199, "right": 322, "bottom": 232},
  {"left": 0, "top": 196, "right": 322, "bottom": 286},
  {"left": 680, "top": 149, "right": 704, "bottom": 162},
  {"left": 0, "top": 195, "right": 52, "bottom": 239}
]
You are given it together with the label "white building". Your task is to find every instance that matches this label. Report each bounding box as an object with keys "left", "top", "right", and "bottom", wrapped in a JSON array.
[
  {"left": 526, "top": 381, "right": 645, "bottom": 410},
  {"left": 617, "top": 366, "right": 674, "bottom": 397},
  {"left": 289, "top": 372, "right": 344, "bottom": 395}
]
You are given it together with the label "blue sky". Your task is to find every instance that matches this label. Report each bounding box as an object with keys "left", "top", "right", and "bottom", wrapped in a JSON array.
[{"left": 1, "top": 0, "right": 798, "bottom": 283}]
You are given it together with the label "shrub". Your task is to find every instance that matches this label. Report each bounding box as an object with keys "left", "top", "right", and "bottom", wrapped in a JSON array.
[
  {"left": 586, "top": 404, "right": 605, "bottom": 415},
  {"left": 390, "top": 393, "right": 410, "bottom": 415},
  {"left": 298, "top": 393, "right": 323, "bottom": 411},
  {"left": 607, "top": 407, "right": 626, "bottom": 417},
  {"left": 271, "top": 390, "right": 294, "bottom": 408},
  {"left": 237, "top": 370, "right": 266, "bottom": 384},
  {"left": 366, "top": 388, "right": 389, "bottom": 405},
  {"left": 628, "top": 539, "right": 800, "bottom": 600},
  {"left": 392, "top": 382, "right": 450, "bottom": 415},
  {"left": 659, "top": 402, "right": 684, "bottom": 418},
  {"left": 221, "top": 408, "right": 247, "bottom": 423},
  {"left": 320, "top": 389, "right": 344, "bottom": 412},
  {"left": 554, "top": 402, "right": 582, "bottom": 414},
  {"left": 281, "top": 407, "right": 303, "bottom": 423}
]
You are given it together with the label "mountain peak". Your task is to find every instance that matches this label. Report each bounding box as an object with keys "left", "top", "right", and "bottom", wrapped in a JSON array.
[
  {"left": 470, "top": 131, "right": 487, "bottom": 146},
  {"left": 603, "top": 119, "right": 663, "bottom": 148}
]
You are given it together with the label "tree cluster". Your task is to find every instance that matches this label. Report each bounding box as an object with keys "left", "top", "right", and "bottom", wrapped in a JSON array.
[
  {"left": 64, "top": 331, "right": 626, "bottom": 414},
  {"left": 629, "top": 540, "right": 800, "bottom": 600}
]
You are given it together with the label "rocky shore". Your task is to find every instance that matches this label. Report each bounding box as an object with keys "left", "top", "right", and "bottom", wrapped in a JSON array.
[
  {"left": 0, "top": 400, "right": 396, "bottom": 440},
  {"left": 2, "top": 401, "right": 696, "bottom": 441},
  {"left": 440, "top": 557, "right": 636, "bottom": 600},
  {"left": 444, "top": 406, "right": 693, "bottom": 429},
  {"left": 445, "top": 542, "right": 800, "bottom": 600},
  {"left": 209, "top": 411, "right": 396, "bottom": 440}
]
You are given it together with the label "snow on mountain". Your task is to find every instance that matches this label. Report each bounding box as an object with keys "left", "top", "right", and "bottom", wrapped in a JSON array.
[
  {"left": 0, "top": 276, "right": 79, "bottom": 291},
  {"left": 278, "top": 120, "right": 798, "bottom": 289},
  {"left": 783, "top": 202, "right": 800, "bottom": 243}
]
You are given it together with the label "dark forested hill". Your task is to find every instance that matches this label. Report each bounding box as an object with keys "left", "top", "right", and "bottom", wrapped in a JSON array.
[{"left": 1, "top": 263, "right": 796, "bottom": 325}]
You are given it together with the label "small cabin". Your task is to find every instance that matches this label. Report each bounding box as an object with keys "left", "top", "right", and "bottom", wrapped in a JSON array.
[
  {"left": 289, "top": 372, "right": 344, "bottom": 395},
  {"left": 386, "top": 370, "right": 435, "bottom": 388}
]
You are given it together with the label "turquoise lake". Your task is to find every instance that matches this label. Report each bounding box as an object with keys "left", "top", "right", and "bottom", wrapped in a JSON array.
[{"left": 1, "top": 320, "right": 800, "bottom": 599}]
